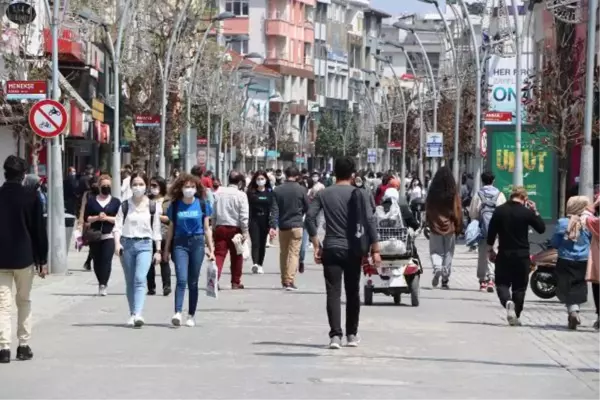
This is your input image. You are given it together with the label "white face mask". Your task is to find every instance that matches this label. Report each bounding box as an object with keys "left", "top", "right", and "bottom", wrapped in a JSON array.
[
  {"left": 132, "top": 185, "right": 146, "bottom": 197},
  {"left": 183, "top": 187, "right": 196, "bottom": 198},
  {"left": 256, "top": 178, "right": 266, "bottom": 187},
  {"left": 312, "top": 176, "right": 319, "bottom": 183},
  {"left": 150, "top": 188, "right": 160, "bottom": 196}
]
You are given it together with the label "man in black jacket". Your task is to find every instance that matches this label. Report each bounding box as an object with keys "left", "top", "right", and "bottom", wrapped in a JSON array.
[
  {"left": 270, "top": 166, "right": 309, "bottom": 290},
  {"left": 487, "top": 186, "right": 545, "bottom": 326},
  {"left": 0, "top": 156, "right": 48, "bottom": 363}
]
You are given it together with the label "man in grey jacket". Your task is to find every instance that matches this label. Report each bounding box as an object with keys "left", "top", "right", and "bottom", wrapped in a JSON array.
[{"left": 270, "top": 166, "right": 309, "bottom": 290}]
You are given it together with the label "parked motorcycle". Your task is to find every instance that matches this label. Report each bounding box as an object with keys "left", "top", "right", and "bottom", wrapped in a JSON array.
[{"left": 529, "top": 240, "right": 558, "bottom": 299}]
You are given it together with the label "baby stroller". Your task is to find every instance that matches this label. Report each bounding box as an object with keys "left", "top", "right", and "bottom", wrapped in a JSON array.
[{"left": 363, "top": 199, "right": 422, "bottom": 306}]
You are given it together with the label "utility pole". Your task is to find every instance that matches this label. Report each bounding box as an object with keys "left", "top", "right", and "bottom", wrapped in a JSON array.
[
  {"left": 511, "top": 0, "right": 524, "bottom": 187},
  {"left": 49, "top": 0, "right": 67, "bottom": 274}
]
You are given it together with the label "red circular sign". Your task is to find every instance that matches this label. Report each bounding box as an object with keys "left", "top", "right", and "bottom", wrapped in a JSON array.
[
  {"left": 28, "top": 99, "right": 68, "bottom": 138},
  {"left": 480, "top": 128, "right": 488, "bottom": 158}
]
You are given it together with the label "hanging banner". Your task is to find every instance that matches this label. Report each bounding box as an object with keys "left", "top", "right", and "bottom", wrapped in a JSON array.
[{"left": 489, "top": 130, "right": 555, "bottom": 220}]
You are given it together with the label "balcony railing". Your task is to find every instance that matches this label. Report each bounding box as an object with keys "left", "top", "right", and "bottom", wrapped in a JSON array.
[{"left": 267, "top": 10, "right": 288, "bottom": 20}]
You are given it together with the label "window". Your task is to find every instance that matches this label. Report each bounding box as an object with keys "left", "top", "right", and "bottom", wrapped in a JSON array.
[
  {"left": 225, "top": 0, "right": 248, "bottom": 16},
  {"left": 229, "top": 39, "right": 249, "bottom": 55}
]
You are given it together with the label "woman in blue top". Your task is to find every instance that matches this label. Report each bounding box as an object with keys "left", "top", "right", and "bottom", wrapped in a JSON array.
[
  {"left": 552, "top": 196, "right": 593, "bottom": 330},
  {"left": 163, "top": 173, "right": 215, "bottom": 327}
]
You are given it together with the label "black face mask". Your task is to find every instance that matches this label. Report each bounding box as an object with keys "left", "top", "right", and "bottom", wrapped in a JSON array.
[
  {"left": 100, "top": 186, "right": 111, "bottom": 195},
  {"left": 91, "top": 186, "right": 100, "bottom": 195}
]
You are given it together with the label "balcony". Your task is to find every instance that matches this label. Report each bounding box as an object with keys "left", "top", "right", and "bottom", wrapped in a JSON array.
[
  {"left": 265, "top": 19, "right": 291, "bottom": 37},
  {"left": 304, "top": 26, "right": 314, "bottom": 43},
  {"left": 264, "top": 52, "right": 292, "bottom": 68}
]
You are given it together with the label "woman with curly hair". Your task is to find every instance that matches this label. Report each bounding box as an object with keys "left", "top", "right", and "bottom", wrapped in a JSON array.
[
  {"left": 163, "top": 173, "right": 215, "bottom": 327},
  {"left": 425, "top": 166, "right": 462, "bottom": 289}
]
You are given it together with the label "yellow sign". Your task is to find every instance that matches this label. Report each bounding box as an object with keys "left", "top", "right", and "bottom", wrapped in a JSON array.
[
  {"left": 495, "top": 149, "right": 547, "bottom": 173},
  {"left": 92, "top": 99, "right": 104, "bottom": 122}
]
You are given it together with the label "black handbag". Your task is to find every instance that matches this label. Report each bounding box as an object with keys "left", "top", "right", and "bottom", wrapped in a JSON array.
[{"left": 83, "top": 223, "right": 103, "bottom": 243}]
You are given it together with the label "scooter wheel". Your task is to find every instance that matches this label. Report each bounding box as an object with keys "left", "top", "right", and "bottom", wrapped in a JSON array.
[
  {"left": 364, "top": 285, "right": 373, "bottom": 306},
  {"left": 409, "top": 275, "right": 420, "bottom": 307},
  {"left": 530, "top": 270, "right": 556, "bottom": 299}
]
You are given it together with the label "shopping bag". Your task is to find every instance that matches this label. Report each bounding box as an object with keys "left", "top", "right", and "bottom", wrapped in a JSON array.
[
  {"left": 465, "top": 219, "right": 482, "bottom": 248},
  {"left": 242, "top": 240, "right": 250, "bottom": 260},
  {"left": 206, "top": 261, "right": 219, "bottom": 299}
]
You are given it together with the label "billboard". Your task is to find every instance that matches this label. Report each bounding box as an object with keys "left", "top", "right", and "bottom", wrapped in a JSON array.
[
  {"left": 485, "top": 54, "right": 534, "bottom": 125},
  {"left": 489, "top": 130, "right": 555, "bottom": 220}
]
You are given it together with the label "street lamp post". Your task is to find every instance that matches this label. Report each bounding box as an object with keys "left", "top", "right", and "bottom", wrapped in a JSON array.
[
  {"left": 385, "top": 41, "right": 426, "bottom": 183},
  {"left": 510, "top": 0, "right": 524, "bottom": 187},
  {"left": 394, "top": 22, "right": 439, "bottom": 175},
  {"left": 419, "top": 0, "right": 462, "bottom": 183}
]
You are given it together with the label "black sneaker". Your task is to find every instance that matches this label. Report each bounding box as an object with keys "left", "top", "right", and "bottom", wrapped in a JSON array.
[
  {"left": 0, "top": 349, "right": 10, "bottom": 363},
  {"left": 285, "top": 283, "right": 298, "bottom": 291},
  {"left": 16, "top": 345, "right": 33, "bottom": 361},
  {"left": 163, "top": 287, "right": 171, "bottom": 296},
  {"left": 298, "top": 262, "right": 305, "bottom": 274},
  {"left": 83, "top": 262, "right": 91, "bottom": 271},
  {"left": 147, "top": 289, "right": 156, "bottom": 296},
  {"left": 441, "top": 280, "right": 450, "bottom": 290}
]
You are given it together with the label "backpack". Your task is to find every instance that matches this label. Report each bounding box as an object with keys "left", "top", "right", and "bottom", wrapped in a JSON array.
[
  {"left": 170, "top": 198, "right": 207, "bottom": 234},
  {"left": 477, "top": 189, "right": 500, "bottom": 238},
  {"left": 347, "top": 188, "right": 374, "bottom": 258},
  {"left": 122, "top": 199, "right": 156, "bottom": 230}
]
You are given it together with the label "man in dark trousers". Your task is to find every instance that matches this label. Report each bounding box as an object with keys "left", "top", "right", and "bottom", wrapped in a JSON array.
[
  {"left": 0, "top": 156, "right": 48, "bottom": 363},
  {"left": 270, "top": 166, "right": 309, "bottom": 291},
  {"left": 487, "top": 186, "right": 545, "bottom": 326},
  {"left": 305, "top": 157, "right": 380, "bottom": 349}
]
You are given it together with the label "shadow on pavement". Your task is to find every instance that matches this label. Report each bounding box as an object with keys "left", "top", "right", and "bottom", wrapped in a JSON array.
[
  {"left": 254, "top": 341, "right": 327, "bottom": 349},
  {"left": 254, "top": 350, "right": 580, "bottom": 370},
  {"left": 52, "top": 293, "right": 126, "bottom": 297},
  {"left": 72, "top": 322, "right": 174, "bottom": 329}
]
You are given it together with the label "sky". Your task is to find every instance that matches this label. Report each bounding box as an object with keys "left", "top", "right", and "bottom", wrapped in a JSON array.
[{"left": 370, "top": 0, "right": 446, "bottom": 16}]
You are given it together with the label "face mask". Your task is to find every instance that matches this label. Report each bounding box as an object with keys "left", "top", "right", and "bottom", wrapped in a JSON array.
[
  {"left": 312, "top": 176, "right": 319, "bottom": 183},
  {"left": 183, "top": 187, "right": 196, "bottom": 198},
  {"left": 100, "top": 186, "right": 111, "bottom": 195},
  {"left": 150, "top": 188, "right": 160, "bottom": 196},
  {"left": 256, "top": 178, "right": 266, "bottom": 186},
  {"left": 132, "top": 185, "right": 146, "bottom": 197}
]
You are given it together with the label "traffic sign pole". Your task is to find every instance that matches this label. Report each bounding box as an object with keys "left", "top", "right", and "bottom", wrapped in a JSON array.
[{"left": 48, "top": 0, "right": 68, "bottom": 275}]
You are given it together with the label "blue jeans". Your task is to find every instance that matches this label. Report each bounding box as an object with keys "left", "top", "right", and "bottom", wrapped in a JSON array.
[
  {"left": 121, "top": 238, "right": 153, "bottom": 316},
  {"left": 299, "top": 229, "right": 308, "bottom": 264},
  {"left": 172, "top": 235, "right": 205, "bottom": 316}
]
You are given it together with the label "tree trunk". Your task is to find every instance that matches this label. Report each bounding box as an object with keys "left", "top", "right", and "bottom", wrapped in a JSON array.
[{"left": 558, "top": 168, "right": 567, "bottom": 217}]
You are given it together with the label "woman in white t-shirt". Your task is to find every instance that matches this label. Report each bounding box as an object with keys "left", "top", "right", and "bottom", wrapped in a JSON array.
[{"left": 113, "top": 172, "right": 162, "bottom": 328}]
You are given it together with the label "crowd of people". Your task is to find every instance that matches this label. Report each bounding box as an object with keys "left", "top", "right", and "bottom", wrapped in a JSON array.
[{"left": 0, "top": 154, "right": 598, "bottom": 363}]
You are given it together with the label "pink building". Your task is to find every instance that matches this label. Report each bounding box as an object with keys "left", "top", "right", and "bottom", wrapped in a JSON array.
[{"left": 220, "top": 0, "right": 316, "bottom": 151}]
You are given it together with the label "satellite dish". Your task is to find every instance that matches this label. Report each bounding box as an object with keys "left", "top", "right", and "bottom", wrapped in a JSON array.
[
  {"left": 6, "top": 0, "right": 36, "bottom": 25},
  {"left": 545, "top": 0, "right": 583, "bottom": 24}
]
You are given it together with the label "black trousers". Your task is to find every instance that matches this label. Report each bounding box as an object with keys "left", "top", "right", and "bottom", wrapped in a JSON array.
[
  {"left": 495, "top": 253, "right": 530, "bottom": 318},
  {"left": 147, "top": 239, "right": 171, "bottom": 290},
  {"left": 89, "top": 239, "right": 115, "bottom": 286},
  {"left": 322, "top": 249, "right": 362, "bottom": 338},
  {"left": 249, "top": 217, "right": 269, "bottom": 266},
  {"left": 592, "top": 283, "right": 599, "bottom": 315}
]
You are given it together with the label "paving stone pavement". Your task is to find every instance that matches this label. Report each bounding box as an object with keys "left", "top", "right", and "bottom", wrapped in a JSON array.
[{"left": 0, "top": 239, "right": 598, "bottom": 399}]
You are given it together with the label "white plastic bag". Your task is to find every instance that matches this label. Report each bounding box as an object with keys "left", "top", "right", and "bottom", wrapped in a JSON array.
[
  {"left": 206, "top": 261, "right": 219, "bottom": 299},
  {"left": 242, "top": 240, "right": 250, "bottom": 260}
]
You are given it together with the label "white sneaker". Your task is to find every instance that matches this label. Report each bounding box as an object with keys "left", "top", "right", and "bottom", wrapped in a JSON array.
[
  {"left": 171, "top": 312, "right": 182, "bottom": 327},
  {"left": 185, "top": 317, "right": 195, "bottom": 327},
  {"left": 506, "top": 301, "right": 518, "bottom": 326},
  {"left": 98, "top": 285, "right": 107, "bottom": 296},
  {"left": 126, "top": 315, "right": 135, "bottom": 327},
  {"left": 133, "top": 315, "right": 145, "bottom": 328},
  {"left": 252, "top": 265, "right": 264, "bottom": 274}
]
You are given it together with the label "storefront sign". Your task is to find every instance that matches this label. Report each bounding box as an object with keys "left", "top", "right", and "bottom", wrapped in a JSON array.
[
  {"left": 91, "top": 99, "right": 104, "bottom": 122},
  {"left": 6, "top": 0, "right": 36, "bottom": 25},
  {"left": 134, "top": 115, "right": 160, "bottom": 127},
  {"left": 489, "top": 130, "right": 555, "bottom": 220},
  {"left": 5, "top": 80, "right": 46, "bottom": 100}
]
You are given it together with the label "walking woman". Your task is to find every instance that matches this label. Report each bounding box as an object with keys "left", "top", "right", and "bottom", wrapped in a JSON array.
[
  {"left": 83, "top": 175, "right": 121, "bottom": 296},
  {"left": 113, "top": 172, "right": 162, "bottom": 328},
  {"left": 585, "top": 196, "right": 600, "bottom": 329},
  {"left": 77, "top": 176, "right": 99, "bottom": 271},
  {"left": 164, "top": 173, "right": 214, "bottom": 327},
  {"left": 425, "top": 166, "right": 462, "bottom": 289},
  {"left": 552, "top": 196, "right": 592, "bottom": 329},
  {"left": 247, "top": 171, "right": 276, "bottom": 275},
  {"left": 147, "top": 176, "right": 172, "bottom": 296}
]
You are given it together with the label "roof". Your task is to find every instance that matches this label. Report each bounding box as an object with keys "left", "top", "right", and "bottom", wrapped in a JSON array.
[
  {"left": 365, "top": 7, "right": 392, "bottom": 19},
  {"left": 225, "top": 51, "right": 281, "bottom": 79}
]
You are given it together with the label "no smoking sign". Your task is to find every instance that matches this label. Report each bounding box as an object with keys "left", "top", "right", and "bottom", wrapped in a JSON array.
[{"left": 28, "top": 99, "right": 68, "bottom": 138}]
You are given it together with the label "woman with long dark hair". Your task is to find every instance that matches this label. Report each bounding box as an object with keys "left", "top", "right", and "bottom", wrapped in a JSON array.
[
  {"left": 425, "top": 167, "right": 462, "bottom": 289},
  {"left": 247, "top": 170, "right": 276, "bottom": 275},
  {"left": 77, "top": 176, "right": 99, "bottom": 271},
  {"left": 147, "top": 176, "right": 172, "bottom": 296}
]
